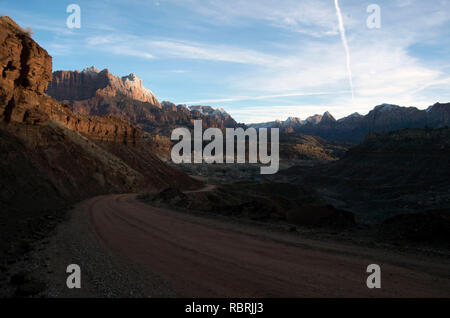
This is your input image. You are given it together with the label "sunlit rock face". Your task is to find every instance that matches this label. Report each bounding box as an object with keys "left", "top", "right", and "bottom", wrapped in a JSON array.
[{"left": 47, "top": 67, "right": 161, "bottom": 107}]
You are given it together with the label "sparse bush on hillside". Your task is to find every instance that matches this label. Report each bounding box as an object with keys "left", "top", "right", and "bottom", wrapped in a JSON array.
[
  {"left": 22, "top": 26, "right": 33, "bottom": 37},
  {"left": 0, "top": 16, "right": 33, "bottom": 37}
]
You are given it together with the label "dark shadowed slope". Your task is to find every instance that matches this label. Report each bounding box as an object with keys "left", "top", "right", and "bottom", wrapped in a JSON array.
[{"left": 283, "top": 128, "right": 450, "bottom": 223}]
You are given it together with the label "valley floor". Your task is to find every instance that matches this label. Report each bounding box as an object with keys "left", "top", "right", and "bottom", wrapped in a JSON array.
[{"left": 9, "top": 191, "right": 450, "bottom": 298}]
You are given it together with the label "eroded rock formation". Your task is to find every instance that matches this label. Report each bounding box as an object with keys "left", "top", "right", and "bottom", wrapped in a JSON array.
[
  {"left": 47, "top": 66, "right": 161, "bottom": 107},
  {"left": 0, "top": 17, "right": 141, "bottom": 145}
]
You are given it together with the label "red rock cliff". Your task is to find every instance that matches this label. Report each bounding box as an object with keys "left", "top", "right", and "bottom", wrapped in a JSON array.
[
  {"left": 47, "top": 66, "right": 161, "bottom": 108},
  {"left": 0, "top": 16, "right": 141, "bottom": 145}
]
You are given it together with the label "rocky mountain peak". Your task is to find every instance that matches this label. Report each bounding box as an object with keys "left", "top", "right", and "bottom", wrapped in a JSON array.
[
  {"left": 82, "top": 66, "right": 100, "bottom": 74},
  {"left": 305, "top": 114, "right": 323, "bottom": 125},
  {"left": 285, "top": 117, "right": 302, "bottom": 124},
  {"left": 427, "top": 102, "right": 450, "bottom": 112},
  {"left": 188, "top": 105, "right": 232, "bottom": 121},
  {"left": 373, "top": 104, "right": 400, "bottom": 112},
  {"left": 338, "top": 112, "right": 363, "bottom": 123},
  {"left": 121, "top": 73, "right": 142, "bottom": 86},
  {"left": 321, "top": 111, "right": 336, "bottom": 121},
  {"left": 47, "top": 67, "right": 161, "bottom": 108},
  {"left": 349, "top": 112, "right": 362, "bottom": 118}
]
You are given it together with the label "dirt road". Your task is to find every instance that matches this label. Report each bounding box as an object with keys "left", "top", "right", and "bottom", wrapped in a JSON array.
[{"left": 85, "top": 193, "right": 450, "bottom": 297}]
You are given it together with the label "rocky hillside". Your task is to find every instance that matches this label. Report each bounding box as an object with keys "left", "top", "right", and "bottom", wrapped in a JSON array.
[
  {"left": 327, "top": 128, "right": 450, "bottom": 192},
  {"left": 282, "top": 128, "right": 450, "bottom": 223},
  {"left": 250, "top": 103, "right": 450, "bottom": 143},
  {"left": 279, "top": 133, "right": 349, "bottom": 163},
  {"left": 0, "top": 16, "right": 200, "bottom": 263}
]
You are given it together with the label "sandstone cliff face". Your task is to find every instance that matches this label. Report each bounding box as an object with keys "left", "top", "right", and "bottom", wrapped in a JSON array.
[
  {"left": 47, "top": 67, "right": 161, "bottom": 108},
  {"left": 0, "top": 16, "right": 52, "bottom": 118},
  {"left": 0, "top": 17, "right": 141, "bottom": 145}
]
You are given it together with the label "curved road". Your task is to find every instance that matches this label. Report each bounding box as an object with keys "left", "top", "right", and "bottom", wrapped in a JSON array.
[{"left": 86, "top": 193, "right": 450, "bottom": 297}]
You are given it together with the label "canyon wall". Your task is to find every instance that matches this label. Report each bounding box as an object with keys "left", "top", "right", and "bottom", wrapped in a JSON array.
[
  {"left": 0, "top": 16, "right": 141, "bottom": 145},
  {"left": 48, "top": 67, "right": 161, "bottom": 107}
]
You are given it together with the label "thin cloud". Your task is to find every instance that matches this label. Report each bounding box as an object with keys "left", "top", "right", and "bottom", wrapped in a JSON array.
[
  {"left": 86, "top": 35, "right": 275, "bottom": 65},
  {"left": 173, "top": 0, "right": 346, "bottom": 38},
  {"left": 181, "top": 90, "right": 350, "bottom": 104},
  {"left": 111, "top": 47, "right": 155, "bottom": 60},
  {"left": 149, "top": 40, "right": 275, "bottom": 65},
  {"left": 87, "top": 35, "right": 155, "bottom": 59}
]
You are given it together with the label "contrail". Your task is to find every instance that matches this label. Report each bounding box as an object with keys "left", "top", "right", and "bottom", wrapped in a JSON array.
[{"left": 334, "top": 0, "right": 354, "bottom": 102}]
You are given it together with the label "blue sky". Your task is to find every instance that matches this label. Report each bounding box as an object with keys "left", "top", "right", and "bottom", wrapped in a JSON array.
[{"left": 1, "top": 0, "right": 449, "bottom": 123}]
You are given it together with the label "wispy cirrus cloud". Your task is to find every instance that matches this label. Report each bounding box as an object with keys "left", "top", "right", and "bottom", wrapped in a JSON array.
[
  {"left": 86, "top": 35, "right": 276, "bottom": 65},
  {"left": 181, "top": 90, "right": 350, "bottom": 104},
  {"left": 172, "top": 0, "right": 347, "bottom": 37},
  {"left": 149, "top": 40, "right": 275, "bottom": 64}
]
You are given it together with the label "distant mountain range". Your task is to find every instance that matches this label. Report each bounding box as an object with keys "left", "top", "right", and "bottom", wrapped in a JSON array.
[
  {"left": 46, "top": 67, "right": 450, "bottom": 144},
  {"left": 249, "top": 103, "right": 450, "bottom": 143}
]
